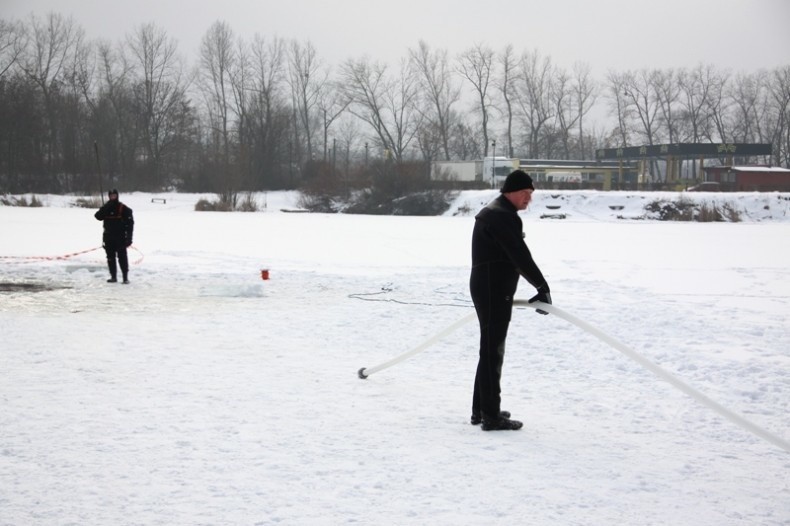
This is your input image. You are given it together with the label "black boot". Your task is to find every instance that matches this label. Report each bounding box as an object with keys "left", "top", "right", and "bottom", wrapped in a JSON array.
[
  {"left": 122, "top": 274, "right": 129, "bottom": 284},
  {"left": 106, "top": 258, "right": 117, "bottom": 282},
  {"left": 471, "top": 410, "right": 510, "bottom": 425},
  {"left": 481, "top": 415, "right": 523, "bottom": 431}
]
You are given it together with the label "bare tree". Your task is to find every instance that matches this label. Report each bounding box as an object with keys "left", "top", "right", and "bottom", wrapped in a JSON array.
[
  {"left": 703, "top": 68, "right": 731, "bottom": 143},
  {"left": 338, "top": 56, "right": 421, "bottom": 162},
  {"left": 448, "top": 118, "right": 483, "bottom": 160},
  {"left": 409, "top": 40, "right": 460, "bottom": 160},
  {"left": 677, "top": 64, "right": 716, "bottom": 144},
  {"left": 127, "top": 22, "right": 191, "bottom": 188},
  {"left": 653, "top": 68, "right": 681, "bottom": 144},
  {"left": 70, "top": 32, "right": 96, "bottom": 112},
  {"left": 605, "top": 70, "right": 633, "bottom": 147},
  {"left": 572, "top": 61, "right": 596, "bottom": 159},
  {"left": 515, "top": 49, "right": 555, "bottom": 158},
  {"left": 249, "top": 34, "right": 286, "bottom": 123},
  {"left": 19, "top": 11, "right": 80, "bottom": 88},
  {"left": 61, "top": 28, "right": 98, "bottom": 190},
  {"left": 198, "top": 20, "right": 237, "bottom": 198},
  {"left": 676, "top": 64, "right": 716, "bottom": 178},
  {"left": 622, "top": 69, "right": 662, "bottom": 178},
  {"left": 96, "top": 39, "right": 135, "bottom": 179},
  {"left": 456, "top": 42, "right": 494, "bottom": 156},
  {"left": 551, "top": 66, "right": 577, "bottom": 158},
  {"left": 248, "top": 34, "right": 288, "bottom": 187},
  {"left": 18, "top": 12, "right": 82, "bottom": 183},
  {"left": 227, "top": 35, "right": 252, "bottom": 186},
  {"left": 318, "top": 80, "right": 350, "bottom": 162},
  {"left": 767, "top": 65, "right": 790, "bottom": 167},
  {"left": 0, "top": 18, "right": 25, "bottom": 78},
  {"left": 729, "top": 70, "right": 768, "bottom": 144},
  {"left": 495, "top": 44, "right": 518, "bottom": 157},
  {"left": 336, "top": 113, "right": 362, "bottom": 189},
  {"left": 622, "top": 69, "right": 661, "bottom": 145},
  {"left": 287, "top": 39, "right": 325, "bottom": 163}
]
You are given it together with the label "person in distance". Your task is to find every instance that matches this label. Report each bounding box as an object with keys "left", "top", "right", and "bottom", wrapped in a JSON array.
[{"left": 94, "top": 189, "right": 134, "bottom": 284}]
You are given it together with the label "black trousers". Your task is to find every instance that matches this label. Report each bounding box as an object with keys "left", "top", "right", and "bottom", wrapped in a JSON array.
[
  {"left": 103, "top": 239, "right": 129, "bottom": 278},
  {"left": 470, "top": 267, "right": 516, "bottom": 420}
]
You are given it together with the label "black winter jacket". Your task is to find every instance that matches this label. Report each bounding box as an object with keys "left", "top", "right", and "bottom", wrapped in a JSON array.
[
  {"left": 95, "top": 200, "right": 134, "bottom": 245},
  {"left": 470, "top": 195, "right": 548, "bottom": 295}
]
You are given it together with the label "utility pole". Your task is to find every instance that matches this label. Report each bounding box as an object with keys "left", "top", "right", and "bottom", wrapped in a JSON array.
[{"left": 491, "top": 140, "right": 497, "bottom": 188}]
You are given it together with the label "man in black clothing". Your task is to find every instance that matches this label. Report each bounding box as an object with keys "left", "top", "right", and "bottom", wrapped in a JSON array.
[
  {"left": 470, "top": 170, "right": 551, "bottom": 431},
  {"left": 94, "top": 189, "right": 134, "bottom": 284}
]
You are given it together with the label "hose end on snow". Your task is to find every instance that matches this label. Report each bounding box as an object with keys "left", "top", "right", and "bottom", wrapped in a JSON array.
[{"left": 357, "top": 367, "right": 369, "bottom": 379}]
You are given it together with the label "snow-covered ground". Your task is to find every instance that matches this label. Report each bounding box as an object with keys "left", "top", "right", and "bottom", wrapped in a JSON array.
[{"left": 1, "top": 190, "right": 789, "bottom": 525}]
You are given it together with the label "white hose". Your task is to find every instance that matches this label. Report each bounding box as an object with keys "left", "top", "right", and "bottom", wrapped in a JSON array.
[
  {"left": 357, "top": 299, "right": 788, "bottom": 453},
  {"left": 514, "top": 300, "right": 790, "bottom": 453},
  {"left": 358, "top": 311, "right": 476, "bottom": 379}
]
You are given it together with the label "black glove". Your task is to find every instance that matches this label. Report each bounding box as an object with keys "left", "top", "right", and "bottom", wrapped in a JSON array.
[{"left": 528, "top": 286, "right": 551, "bottom": 315}]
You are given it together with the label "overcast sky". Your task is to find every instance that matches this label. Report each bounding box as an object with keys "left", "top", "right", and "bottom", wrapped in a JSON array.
[{"left": 3, "top": 0, "right": 789, "bottom": 76}]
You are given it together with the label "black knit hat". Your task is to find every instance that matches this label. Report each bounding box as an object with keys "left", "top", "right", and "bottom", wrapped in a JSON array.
[
  {"left": 108, "top": 188, "right": 119, "bottom": 197},
  {"left": 500, "top": 170, "right": 534, "bottom": 193}
]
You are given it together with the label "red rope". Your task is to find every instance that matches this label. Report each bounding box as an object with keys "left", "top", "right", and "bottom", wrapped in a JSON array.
[
  {"left": 129, "top": 245, "right": 144, "bottom": 265},
  {"left": 1, "top": 245, "right": 144, "bottom": 265}
]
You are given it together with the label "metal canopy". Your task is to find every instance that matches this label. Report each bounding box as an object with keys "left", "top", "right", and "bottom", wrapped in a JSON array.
[
  {"left": 596, "top": 143, "right": 772, "bottom": 160},
  {"left": 519, "top": 159, "right": 637, "bottom": 173}
]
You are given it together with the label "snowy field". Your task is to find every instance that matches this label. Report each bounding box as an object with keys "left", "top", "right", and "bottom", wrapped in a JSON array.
[{"left": 1, "top": 190, "right": 789, "bottom": 525}]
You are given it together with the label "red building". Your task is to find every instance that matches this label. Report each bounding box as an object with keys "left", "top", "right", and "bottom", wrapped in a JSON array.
[{"left": 702, "top": 165, "right": 790, "bottom": 191}]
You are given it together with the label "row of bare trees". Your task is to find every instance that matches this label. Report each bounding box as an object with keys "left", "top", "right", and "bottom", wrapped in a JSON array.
[
  {"left": 608, "top": 66, "right": 790, "bottom": 163},
  {"left": 1, "top": 12, "right": 789, "bottom": 194}
]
